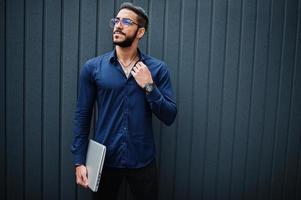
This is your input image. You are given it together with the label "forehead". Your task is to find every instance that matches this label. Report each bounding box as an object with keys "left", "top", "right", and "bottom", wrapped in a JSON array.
[{"left": 116, "top": 9, "right": 138, "bottom": 20}]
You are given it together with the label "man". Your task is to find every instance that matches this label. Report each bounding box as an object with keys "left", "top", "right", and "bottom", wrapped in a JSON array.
[{"left": 71, "top": 2, "right": 177, "bottom": 200}]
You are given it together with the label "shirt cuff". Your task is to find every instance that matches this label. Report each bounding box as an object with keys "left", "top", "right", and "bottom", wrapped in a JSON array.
[
  {"left": 145, "top": 87, "right": 162, "bottom": 102},
  {"left": 73, "top": 153, "right": 86, "bottom": 166}
]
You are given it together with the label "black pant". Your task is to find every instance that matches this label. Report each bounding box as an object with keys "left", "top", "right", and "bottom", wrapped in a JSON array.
[{"left": 93, "top": 160, "right": 158, "bottom": 200}]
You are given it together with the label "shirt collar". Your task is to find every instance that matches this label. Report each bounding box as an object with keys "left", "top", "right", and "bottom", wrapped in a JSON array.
[{"left": 109, "top": 48, "right": 146, "bottom": 64}]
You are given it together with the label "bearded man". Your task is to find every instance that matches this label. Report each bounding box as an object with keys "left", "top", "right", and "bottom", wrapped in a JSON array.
[{"left": 71, "top": 2, "right": 177, "bottom": 200}]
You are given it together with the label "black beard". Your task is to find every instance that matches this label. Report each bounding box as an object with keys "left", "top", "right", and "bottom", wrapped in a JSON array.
[{"left": 113, "top": 28, "right": 139, "bottom": 48}]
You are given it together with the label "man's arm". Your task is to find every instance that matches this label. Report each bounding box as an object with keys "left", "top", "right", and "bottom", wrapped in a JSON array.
[
  {"left": 131, "top": 61, "right": 177, "bottom": 125},
  {"left": 71, "top": 61, "right": 96, "bottom": 166}
]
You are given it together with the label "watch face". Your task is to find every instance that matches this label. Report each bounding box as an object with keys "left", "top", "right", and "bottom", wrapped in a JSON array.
[
  {"left": 145, "top": 83, "right": 154, "bottom": 93},
  {"left": 146, "top": 85, "right": 152, "bottom": 92}
]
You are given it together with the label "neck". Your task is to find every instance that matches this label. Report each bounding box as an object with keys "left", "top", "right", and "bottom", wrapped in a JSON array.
[{"left": 116, "top": 45, "right": 138, "bottom": 62}]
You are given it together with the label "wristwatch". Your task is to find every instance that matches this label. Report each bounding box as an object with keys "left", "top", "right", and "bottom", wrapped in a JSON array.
[{"left": 144, "top": 82, "right": 156, "bottom": 94}]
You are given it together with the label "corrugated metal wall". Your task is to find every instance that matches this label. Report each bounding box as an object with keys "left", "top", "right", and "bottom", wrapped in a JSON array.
[{"left": 1, "top": 0, "right": 301, "bottom": 200}]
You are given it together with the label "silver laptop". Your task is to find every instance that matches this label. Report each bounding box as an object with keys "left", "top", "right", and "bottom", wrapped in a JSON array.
[{"left": 85, "top": 139, "right": 106, "bottom": 192}]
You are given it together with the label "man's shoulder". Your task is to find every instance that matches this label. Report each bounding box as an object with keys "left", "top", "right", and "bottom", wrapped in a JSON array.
[
  {"left": 85, "top": 51, "right": 113, "bottom": 65},
  {"left": 142, "top": 54, "right": 166, "bottom": 67},
  {"left": 143, "top": 54, "right": 169, "bottom": 73}
]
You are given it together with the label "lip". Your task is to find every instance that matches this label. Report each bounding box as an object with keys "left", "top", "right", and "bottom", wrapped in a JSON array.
[{"left": 113, "top": 31, "right": 125, "bottom": 35}]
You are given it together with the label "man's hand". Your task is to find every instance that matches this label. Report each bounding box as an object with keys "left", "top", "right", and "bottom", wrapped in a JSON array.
[
  {"left": 75, "top": 165, "right": 89, "bottom": 188},
  {"left": 131, "top": 61, "right": 153, "bottom": 88}
]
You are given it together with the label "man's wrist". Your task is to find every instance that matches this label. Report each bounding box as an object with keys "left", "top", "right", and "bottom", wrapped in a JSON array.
[
  {"left": 75, "top": 164, "right": 84, "bottom": 168},
  {"left": 143, "top": 82, "right": 156, "bottom": 94}
]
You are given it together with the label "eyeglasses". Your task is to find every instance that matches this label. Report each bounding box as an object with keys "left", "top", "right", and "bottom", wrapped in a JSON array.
[{"left": 110, "top": 18, "right": 140, "bottom": 28}]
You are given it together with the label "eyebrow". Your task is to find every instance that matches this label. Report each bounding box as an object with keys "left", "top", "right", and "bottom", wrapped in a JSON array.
[{"left": 116, "top": 17, "right": 134, "bottom": 21}]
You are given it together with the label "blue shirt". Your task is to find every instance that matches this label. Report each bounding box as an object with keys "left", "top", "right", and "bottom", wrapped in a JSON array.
[{"left": 71, "top": 49, "right": 177, "bottom": 168}]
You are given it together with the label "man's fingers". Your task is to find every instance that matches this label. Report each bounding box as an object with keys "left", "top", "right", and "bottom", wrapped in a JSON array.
[
  {"left": 131, "top": 70, "right": 136, "bottom": 77},
  {"left": 132, "top": 62, "right": 146, "bottom": 73},
  {"left": 82, "top": 173, "right": 89, "bottom": 186},
  {"left": 76, "top": 174, "right": 88, "bottom": 188},
  {"left": 76, "top": 175, "right": 84, "bottom": 186},
  {"left": 135, "top": 61, "right": 141, "bottom": 68},
  {"left": 132, "top": 66, "right": 138, "bottom": 73},
  {"left": 75, "top": 166, "right": 89, "bottom": 188},
  {"left": 137, "top": 61, "right": 145, "bottom": 67},
  {"left": 81, "top": 170, "right": 88, "bottom": 187}
]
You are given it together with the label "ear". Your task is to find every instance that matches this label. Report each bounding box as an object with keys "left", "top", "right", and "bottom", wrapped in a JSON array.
[{"left": 136, "top": 27, "right": 145, "bottom": 39}]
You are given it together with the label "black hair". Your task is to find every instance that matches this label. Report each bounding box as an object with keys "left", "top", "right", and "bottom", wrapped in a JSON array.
[{"left": 119, "top": 2, "right": 149, "bottom": 31}]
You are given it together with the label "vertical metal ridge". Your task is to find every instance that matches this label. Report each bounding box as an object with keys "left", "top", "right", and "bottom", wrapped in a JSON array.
[
  {"left": 41, "top": 0, "right": 45, "bottom": 198},
  {"left": 282, "top": 0, "right": 300, "bottom": 198},
  {"left": 113, "top": 0, "right": 117, "bottom": 22},
  {"left": 112, "top": 0, "right": 117, "bottom": 51},
  {"left": 162, "top": 0, "right": 167, "bottom": 62},
  {"left": 59, "top": 0, "right": 64, "bottom": 198},
  {"left": 294, "top": 2, "right": 301, "bottom": 199},
  {"left": 264, "top": 0, "right": 279, "bottom": 198},
  {"left": 157, "top": 0, "right": 163, "bottom": 169},
  {"left": 95, "top": 0, "right": 99, "bottom": 56},
  {"left": 4, "top": 0, "right": 6, "bottom": 197},
  {"left": 257, "top": 0, "right": 273, "bottom": 197},
  {"left": 269, "top": 0, "right": 287, "bottom": 198},
  {"left": 187, "top": 0, "right": 199, "bottom": 198},
  {"left": 23, "top": 0, "right": 27, "bottom": 198},
  {"left": 242, "top": 0, "right": 258, "bottom": 199},
  {"left": 241, "top": 0, "right": 258, "bottom": 199},
  {"left": 213, "top": 0, "right": 227, "bottom": 197},
  {"left": 229, "top": 0, "right": 244, "bottom": 198},
  {"left": 215, "top": 0, "right": 230, "bottom": 198},
  {"left": 76, "top": 0, "right": 82, "bottom": 97},
  {"left": 74, "top": 1, "right": 81, "bottom": 198},
  {"left": 200, "top": 0, "right": 214, "bottom": 198},
  {"left": 158, "top": 0, "right": 168, "bottom": 170},
  {"left": 146, "top": 0, "right": 151, "bottom": 55},
  {"left": 3, "top": 0, "right": 7, "bottom": 198},
  {"left": 201, "top": 0, "right": 214, "bottom": 196},
  {"left": 172, "top": 0, "right": 183, "bottom": 198},
  {"left": 146, "top": 0, "right": 151, "bottom": 54},
  {"left": 297, "top": 147, "right": 301, "bottom": 200},
  {"left": 94, "top": 0, "right": 100, "bottom": 135}
]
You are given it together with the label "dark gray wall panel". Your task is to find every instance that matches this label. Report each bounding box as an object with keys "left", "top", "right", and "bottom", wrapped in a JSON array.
[
  {"left": 174, "top": 0, "right": 196, "bottom": 199},
  {"left": 6, "top": 0, "right": 24, "bottom": 199},
  {"left": 285, "top": 2, "right": 301, "bottom": 199},
  {"left": 230, "top": 0, "right": 257, "bottom": 199},
  {"left": 270, "top": 0, "right": 299, "bottom": 199},
  {"left": 60, "top": 0, "right": 80, "bottom": 199},
  {"left": 202, "top": 0, "right": 228, "bottom": 199},
  {"left": 0, "top": 0, "right": 5, "bottom": 199},
  {"left": 77, "top": 1, "right": 97, "bottom": 199},
  {"left": 215, "top": 0, "right": 242, "bottom": 199},
  {"left": 257, "top": 0, "right": 286, "bottom": 199},
  {"left": 43, "top": 0, "right": 61, "bottom": 199},
  {"left": 24, "top": 0, "right": 43, "bottom": 199},
  {"left": 148, "top": 0, "right": 165, "bottom": 167},
  {"left": 2, "top": 0, "right": 301, "bottom": 200},
  {"left": 243, "top": 0, "right": 270, "bottom": 199},
  {"left": 158, "top": 1, "right": 181, "bottom": 200},
  {"left": 97, "top": 0, "right": 114, "bottom": 54},
  {"left": 189, "top": 0, "right": 212, "bottom": 199}
]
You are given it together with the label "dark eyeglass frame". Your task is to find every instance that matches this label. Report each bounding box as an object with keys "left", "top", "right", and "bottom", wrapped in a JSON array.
[{"left": 110, "top": 17, "right": 141, "bottom": 28}]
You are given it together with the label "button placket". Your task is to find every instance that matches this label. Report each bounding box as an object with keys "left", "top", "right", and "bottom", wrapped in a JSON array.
[{"left": 121, "top": 81, "right": 130, "bottom": 165}]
